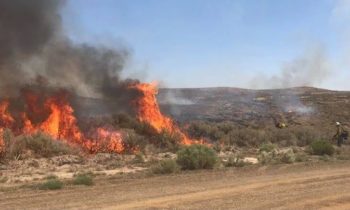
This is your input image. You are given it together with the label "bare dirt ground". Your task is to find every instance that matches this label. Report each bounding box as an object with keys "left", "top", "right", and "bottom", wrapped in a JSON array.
[{"left": 1, "top": 161, "right": 350, "bottom": 210}]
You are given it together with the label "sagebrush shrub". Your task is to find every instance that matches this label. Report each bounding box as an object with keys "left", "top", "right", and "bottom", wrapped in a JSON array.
[
  {"left": 122, "top": 130, "right": 147, "bottom": 153},
  {"left": 259, "top": 143, "right": 277, "bottom": 153},
  {"left": 151, "top": 159, "right": 179, "bottom": 174},
  {"left": 152, "top": 130, "right": 181, "bottom": 151},
  {"left": 186, "top": 121, "right": 330, "bottom": 148},
  {"left": 132, "top": 152, "right": 145, "bottom": 164},
  {"left": 39, "top": 179, "right": 64, "bottom": 190},
  {"left": 24, "top": 133, "right": 72, "bottom": 157},
  {"left": 73, "top": 174, "right": 94, "bottom": 186},
  {"left": 280, "top": 150, "right": 295, "bottom": 164},
  {"left": 310, "top": 140, "right": 335, "bottom": 156},
  {"left": 176, "top": 145, "right": 218, "bottom": 170},
  {"left": 2, "top": 130, "right": 73, "bottom": 159}
]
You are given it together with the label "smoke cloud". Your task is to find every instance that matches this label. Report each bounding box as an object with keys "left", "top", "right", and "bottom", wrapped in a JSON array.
[
  {"left": 250, "top": 46, "right": 331, "bottom": 89},
  {"left": 0, "top": 0, "right": 62, "bottom": 64},
  {"left": 0, "top": 0, "right": 139, "bottom": 115},
  {"left": 249, "top": 0, "right": 349, "bottom": 91}
]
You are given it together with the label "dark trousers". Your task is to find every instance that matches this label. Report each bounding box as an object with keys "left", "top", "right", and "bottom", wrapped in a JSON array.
[{"left": 338, "top": 137, "right": 345, "bottom": 147}]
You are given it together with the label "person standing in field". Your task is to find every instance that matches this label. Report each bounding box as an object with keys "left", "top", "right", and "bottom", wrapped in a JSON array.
[{"left": 333, "top": 122, "right": 348, "bottom": 147}]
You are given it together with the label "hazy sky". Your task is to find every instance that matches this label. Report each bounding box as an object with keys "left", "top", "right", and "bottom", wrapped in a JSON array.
[{"left": 63, "top": 0, "right": 350, "bottom": 90}]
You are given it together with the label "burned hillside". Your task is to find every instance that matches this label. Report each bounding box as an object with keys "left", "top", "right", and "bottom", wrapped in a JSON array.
[{"left": 158, "top": 87, "right": 350, "bottom": 128}]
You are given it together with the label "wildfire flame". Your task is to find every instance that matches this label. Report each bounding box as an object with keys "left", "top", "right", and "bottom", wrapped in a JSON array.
[
  {"left": 0, "top": 82, "right": 198, "bottom": 156},
  {"left": 0, "top": 91, "right": 125, "bottom": 154},
  {"left": 84, "top": 128, "right": 124, "bottom": 153},
  {"left": 0, "top": 100, "right": 14, "bottom": 128},
  {"left": 131, "top": 82, "right": 193, "bottom": 145}
]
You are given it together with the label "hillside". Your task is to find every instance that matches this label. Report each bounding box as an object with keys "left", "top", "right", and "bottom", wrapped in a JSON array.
[{"left": 158, "top": 87, "right": 350, "bottom": 128}]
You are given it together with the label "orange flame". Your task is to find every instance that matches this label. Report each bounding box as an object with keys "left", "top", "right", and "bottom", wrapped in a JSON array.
[
  {"left": 0, "top": 100, "right": 14, "bottom": 128},
  {"left": 95, "top": 128, "right": 124, "bottom": 153},
  {"left": 84, "top": 128, "right": 123, "bottom": 153},
  {"left": 132, "top": 82, "right": 193, "bottom": 145},
  {"left": 0, "top": 92, "right": 126, "bottom": 154}
]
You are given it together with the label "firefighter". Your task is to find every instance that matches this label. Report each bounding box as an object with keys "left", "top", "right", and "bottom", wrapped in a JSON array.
[
  {"left": 276, "top": 122, "right": 287, "bottom": 129},
  {"left": 333, "top": 122, "right": 348, "bottom": 147}
]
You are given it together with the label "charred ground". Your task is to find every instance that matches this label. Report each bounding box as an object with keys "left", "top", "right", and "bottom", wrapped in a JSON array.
[{"left": 158, "top": 86, "right": 350, "bottom": 128}]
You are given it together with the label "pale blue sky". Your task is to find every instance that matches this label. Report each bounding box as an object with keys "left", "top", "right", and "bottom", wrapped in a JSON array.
[{"left": 62, "top": 0, "right": 350, "bottom": 89}]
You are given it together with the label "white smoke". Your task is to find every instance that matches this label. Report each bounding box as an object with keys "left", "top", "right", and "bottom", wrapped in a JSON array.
[
  {"left": 250, "top": 45, "right": 331, "bottom": 89},
  {"left": 158, "top": 90, "right": 195, "bottom": 105}
]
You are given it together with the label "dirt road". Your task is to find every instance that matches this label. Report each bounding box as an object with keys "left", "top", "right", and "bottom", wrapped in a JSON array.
[{"left": 1, "top": 162, "right": 350, "bottom": 209}]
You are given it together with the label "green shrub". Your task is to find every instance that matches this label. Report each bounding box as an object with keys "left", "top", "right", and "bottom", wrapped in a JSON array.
[
  {"left": 2, "top": 131, "right": 73, "bottom": 159},
  {"left": 186, "top": 122, "right": 225, "bottom": 141},
  {"left": 258, "top": 151, "right": 274, "bottom": 164},
  {"left": 112, "top": 114, "right": 157, "bottom": 136},
  {"left": 176, "top": 145, "right": 218, "bottom": 170},
  {"left": 73, "top": 174, "right": 94, "bottom": 186},
  {"left": 280, "top": 151, "right": 295, "bottom": 164},
  {"left": 185, "top": 123, "right": 330, "bottom": 148},
  {"left": 24, "top": 133, "right": 72, "bottom": 157},
  {"left": 295, "top": 153, "right": 309, "bottom": 162},
  {"left": 39, "top": 179, "right": 63, "bottom": 190},
  {"left": 268, "top": 129, "right": 298, "bottom": 147},
  {"left": 132, "top": 152, "right": 145, "bottom": 164},
  {"left": 310, "top": 140, "right": 335, "bottom": 156},
  {"left": 227, "top": 129, "right": 266, "bottom": 147},
  {"left": 217, "top": 122, "right": 236, "bottom": 134},
  {"left": 186, "top": 122, "right": 211, "bottom": 139},
  {"left": 2, "top": 129, "right": 26, "bottom": 159},
  {"left": 151, "top": 159, "right": 179, "bottom": 174},
  {"left": 152, "top": 130, "right": 181, "bottom": 151},
  {"left": 123, "top": 130, "right": 148, "bottom": 153},
  {"left": 259, "top": 143, "right": 276, "bottom": 153}
]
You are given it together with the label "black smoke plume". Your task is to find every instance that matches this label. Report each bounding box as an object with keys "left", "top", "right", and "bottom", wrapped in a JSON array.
[{"left": 0, "top": 0, "right": 140, "bottom": 116}]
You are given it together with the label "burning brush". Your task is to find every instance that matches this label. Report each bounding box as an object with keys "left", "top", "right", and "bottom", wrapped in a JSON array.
[
  {"left": 0, "top": 0, "right": 198, "bottom": 156},
  {"left": 131, "top": 82, "right": 194, "bottom": 145},
  {"left": 0, "top": 82, "right": 197, "bottom": 156},
  {"left": 0, "top": 89, "right": 126, "bottom": 154}
]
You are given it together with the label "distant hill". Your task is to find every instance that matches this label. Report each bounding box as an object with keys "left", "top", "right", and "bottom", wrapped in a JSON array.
[{"left": 158, "top": 87, "right": 350, "bottom": 128}]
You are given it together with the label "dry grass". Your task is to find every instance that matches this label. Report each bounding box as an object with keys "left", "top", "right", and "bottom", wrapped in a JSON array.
[
  {"left": 186, "top": 121, "right": 330, "bottom": 148},
  {"left": 151, "top": 159, "right": 179, "bottom": 174},
  {"left": 1, "top": 130, "right": 75, "bottom": 160}
]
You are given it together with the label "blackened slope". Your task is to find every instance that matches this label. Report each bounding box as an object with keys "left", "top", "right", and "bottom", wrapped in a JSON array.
[{"left": 158, "top": 87, "right": 350, "bottom": 128}]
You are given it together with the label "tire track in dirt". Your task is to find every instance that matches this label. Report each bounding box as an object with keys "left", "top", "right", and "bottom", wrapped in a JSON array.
[
  {"left": 277, "top": 193, "right": 350, "bottom": 210},
  {"left": 1, "top": 164, "right": 350, "bottom": 210},
  {"left": 111, "top": 171, "right": 350, "bottom": 209}
]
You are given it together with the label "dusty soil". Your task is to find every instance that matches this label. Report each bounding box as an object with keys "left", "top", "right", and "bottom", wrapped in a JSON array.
[
  {"left": 0, "top": 153, "right": 147, "bottom": 184},
  {"left": 1, "top": 161, "right": 350, "bottom": 210}
]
